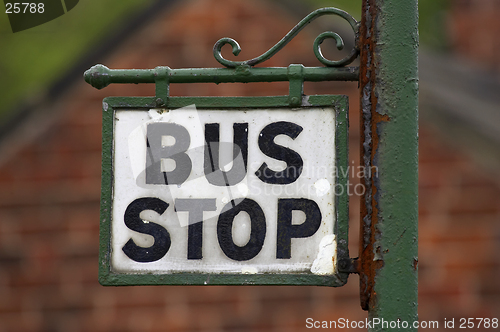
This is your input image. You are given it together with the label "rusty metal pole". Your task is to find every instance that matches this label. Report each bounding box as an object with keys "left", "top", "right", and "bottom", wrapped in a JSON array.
[{"left": 358, "top": 0, "right": 419, "bottom": 330}]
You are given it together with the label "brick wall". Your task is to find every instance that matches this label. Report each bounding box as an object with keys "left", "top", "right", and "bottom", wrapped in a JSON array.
[
  {"left": 449, "top": 0, "right": 500, "bottom": 70},
  {"left": 0, "top": 0, "right": 499, "bottom": 331},
  {"left": 419, "top": 124, "right": 500, "bottom": 323}
]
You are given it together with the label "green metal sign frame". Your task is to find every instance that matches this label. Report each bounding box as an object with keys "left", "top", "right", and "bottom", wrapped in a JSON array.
[
  {"left": 85, "top": 7, "right": 360, "bottom": 287},
  {"left": 99, "top": 95, "right": 349, "bottom": 287}
]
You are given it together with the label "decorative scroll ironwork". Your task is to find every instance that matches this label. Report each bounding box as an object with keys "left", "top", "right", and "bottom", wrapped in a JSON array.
[{"left": 213, "top": 7, "right": 359, "bottom": 68}]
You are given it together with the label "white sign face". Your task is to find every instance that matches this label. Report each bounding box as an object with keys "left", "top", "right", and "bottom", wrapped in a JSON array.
[{"left": 111, "top": 106, "right": 337, "bottom": 276}]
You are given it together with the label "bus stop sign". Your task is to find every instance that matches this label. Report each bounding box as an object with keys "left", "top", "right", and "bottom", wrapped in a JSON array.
[{"left": 85, "top": 7, "right": 359, "bottom": 287}]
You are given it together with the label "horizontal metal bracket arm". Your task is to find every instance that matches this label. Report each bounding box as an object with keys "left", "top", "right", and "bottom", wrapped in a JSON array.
[
  {"left": 84, "top": 7, "right": 360, "bottom": 104},
  {"left": 84, "top": 65, "right": 359, "bottom": 88}
]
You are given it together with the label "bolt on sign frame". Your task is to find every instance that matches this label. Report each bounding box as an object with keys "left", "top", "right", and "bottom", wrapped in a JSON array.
[{"left": 85, "top": 7, "right": 360, "bottom": 288}]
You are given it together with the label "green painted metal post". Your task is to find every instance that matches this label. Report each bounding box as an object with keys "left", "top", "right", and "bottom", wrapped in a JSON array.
[{"left": 358, "top": 0, "right": 419, "bottom": 330}]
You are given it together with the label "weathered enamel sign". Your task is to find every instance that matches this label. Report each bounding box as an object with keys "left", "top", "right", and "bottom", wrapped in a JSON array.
[{"left": 98, "top": 95, "right": 349, "bottom": 286}]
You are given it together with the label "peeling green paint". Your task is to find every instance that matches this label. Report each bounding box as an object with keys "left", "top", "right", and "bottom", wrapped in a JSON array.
[{"left": 359, "top": 0, "right": 419, "bottom": 330}]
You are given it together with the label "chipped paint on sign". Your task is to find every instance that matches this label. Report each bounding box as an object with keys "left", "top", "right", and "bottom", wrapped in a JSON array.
[{"left": 311, "top": 234, "right": 337, "bottom": 275}]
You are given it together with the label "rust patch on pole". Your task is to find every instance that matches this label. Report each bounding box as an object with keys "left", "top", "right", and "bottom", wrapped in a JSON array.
[
  {"left": 358, "top": 0, "right": 419, "bottom": 322},
  {"left": 358, "top": 0, "right": 390, "bottom": 311}
]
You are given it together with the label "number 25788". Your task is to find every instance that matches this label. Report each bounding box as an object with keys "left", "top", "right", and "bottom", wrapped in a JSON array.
[{"left": 5, "top": 3, "right": 45, "bottom": 14}]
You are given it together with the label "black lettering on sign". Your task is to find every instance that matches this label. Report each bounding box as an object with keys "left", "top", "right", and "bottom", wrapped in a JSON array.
[
  {"left": 146, "top": 123, "right": 192, "bottom": 185},
  {"left": 256, "top": 121, "right": 303, "bottom": 184},
  {"left": 276, "top": 198, "right": 322, "bottom": 259},
  {"left": 122, "top": 197, "right": 170, "bottom": 263},
  {"left": 174, "top": 198, "right": 217, "bottom": 260},
  {"left": 204, "top": 123, "right": 248, "bottom": 186},
  {"left": 217, "top": 198, "right": 266, "bottom": 261}
]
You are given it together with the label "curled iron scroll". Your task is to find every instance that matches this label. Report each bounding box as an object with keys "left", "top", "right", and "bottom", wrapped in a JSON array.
[{"left": 213, "top": 7, "right": 359, "bottom": 68}]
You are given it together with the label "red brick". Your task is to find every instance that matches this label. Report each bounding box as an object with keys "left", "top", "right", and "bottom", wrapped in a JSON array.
[{"left": 0, "top": 0, "right": 499, "bottom": 331}]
